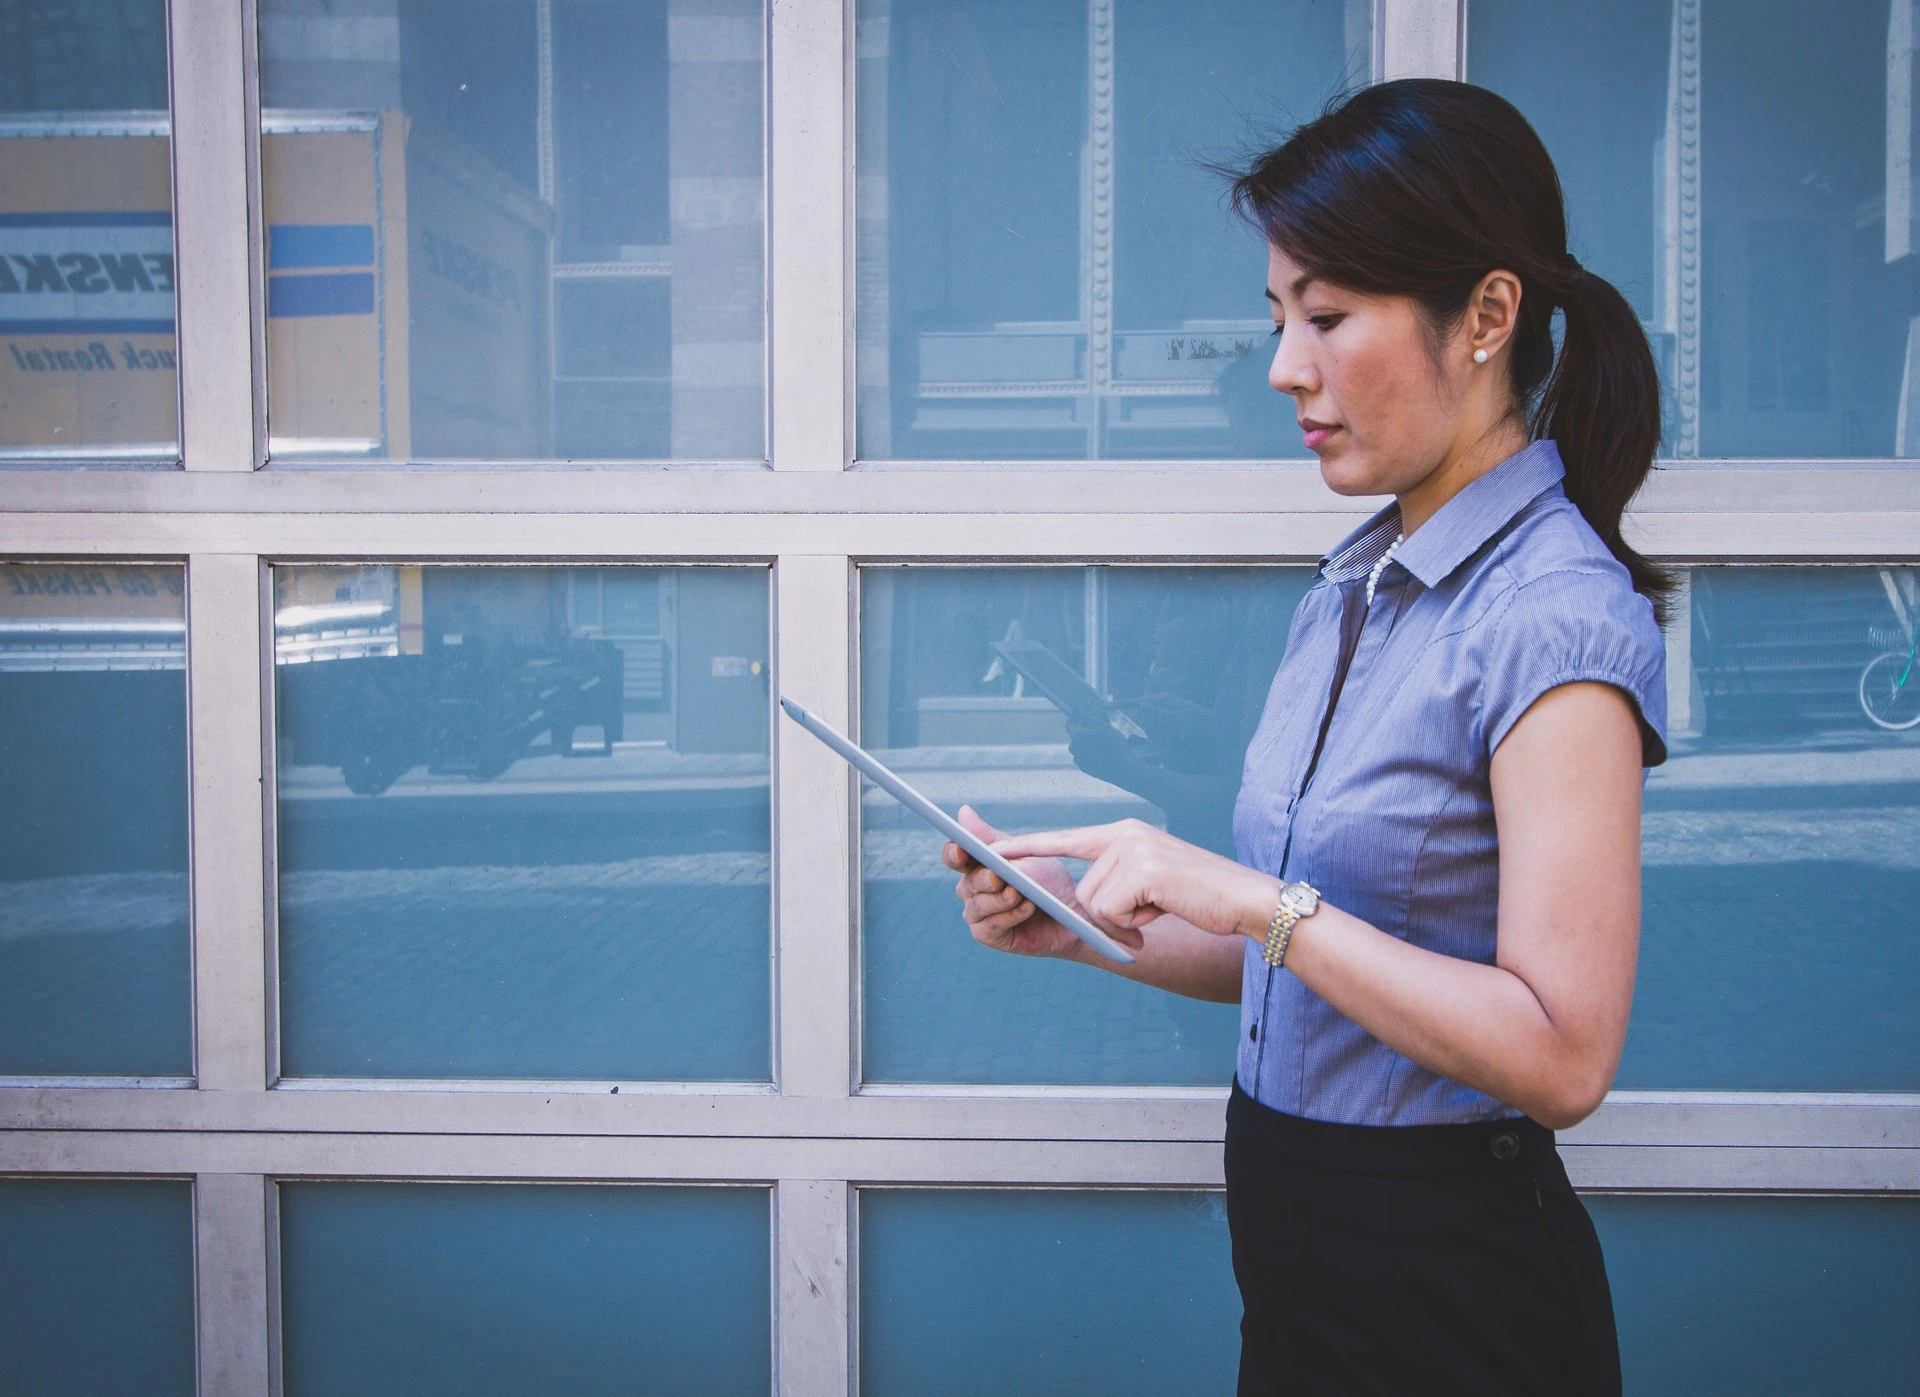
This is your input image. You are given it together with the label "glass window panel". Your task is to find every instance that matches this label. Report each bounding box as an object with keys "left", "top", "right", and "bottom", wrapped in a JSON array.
[
  {"left": 860, "top": 1189, "right": 1239, "bottom": 1394},
  {"left": 281, "top": 1182, "right": 771, "bottom": 1395},
  {"left": 0, "top": 1, "right": 178, "bottom": 465},
  {"left": 0, "top": 1179, "right": 195, "bottom": 1397},
  {"left": 859, "top": 565, "right": 1312, "bottom": 1084},
  {"left": 1590, "top": 1195, "right": 1920, "bottom": 1395},
  {"left": 273, "top": 564, "right": 770, "bottom": 1080},
  {"left": 1469, "top": 1, "right": 1912, "bottom": 459},
  {"left": 257, "top": 0, "right": 764, "bottom": 464},
  {"left": 855, "top": 0, "right": 1368, "bottom": 462},
  {"left": 1631, "top": 567, "right": 1920, "bottom": 1089},
  {"left": 0, "top": 562, "right": 189, "bottom": 1077}
]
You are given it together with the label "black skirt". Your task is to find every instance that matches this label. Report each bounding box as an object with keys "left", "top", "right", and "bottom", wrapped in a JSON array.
[{"left": 1225, "top": 1081, "right": 1622, "bottom": 1397}]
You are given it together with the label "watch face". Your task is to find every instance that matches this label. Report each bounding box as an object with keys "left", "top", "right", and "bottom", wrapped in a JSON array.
[{"left": 1280, "top": 883, "right": 1319, "bottom": 914}]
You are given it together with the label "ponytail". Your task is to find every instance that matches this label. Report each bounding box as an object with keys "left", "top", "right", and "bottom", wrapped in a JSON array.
[
  {"left": 1229, "top": 79, "right": 1674, "bottom": 625},
  {"left": 1537, "top": 264, "right": 1674, "bottom": 624}
]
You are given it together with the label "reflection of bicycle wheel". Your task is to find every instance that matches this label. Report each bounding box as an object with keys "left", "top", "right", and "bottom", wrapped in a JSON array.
[{"left": 1859, "top": 649, "right": 1920, "bottom": 730}]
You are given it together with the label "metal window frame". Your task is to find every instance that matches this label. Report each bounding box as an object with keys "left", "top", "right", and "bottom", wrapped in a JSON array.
[{"left": 3, "top": 2, "right": 1919, "bottom": 1395}]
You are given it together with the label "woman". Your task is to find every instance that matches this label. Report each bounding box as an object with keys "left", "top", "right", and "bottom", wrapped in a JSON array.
[{"left": 946, "top": 79, "right": 1666, "bottom": 1396}]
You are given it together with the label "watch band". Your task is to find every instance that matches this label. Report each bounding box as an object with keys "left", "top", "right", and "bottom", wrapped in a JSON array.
[{"left": 1262, "top": 892, "right": 1300, "bottom": 968}]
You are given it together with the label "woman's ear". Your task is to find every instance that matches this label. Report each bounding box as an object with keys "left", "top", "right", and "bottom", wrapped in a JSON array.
[{"left": 1466, "top": 269, "right": 1522, "bottom": 364}]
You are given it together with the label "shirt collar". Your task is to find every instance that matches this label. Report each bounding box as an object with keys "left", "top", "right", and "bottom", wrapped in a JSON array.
[{"left": 1320, "top": 439, "right": 1567, "bottom": 589}]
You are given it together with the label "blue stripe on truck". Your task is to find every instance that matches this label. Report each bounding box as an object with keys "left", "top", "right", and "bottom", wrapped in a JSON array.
[
  {"left": 268, "top": 272, "right": 375, "bottom": 318},
  {"left": 268, "top": 224, "right": 375, "bottom": 270}
]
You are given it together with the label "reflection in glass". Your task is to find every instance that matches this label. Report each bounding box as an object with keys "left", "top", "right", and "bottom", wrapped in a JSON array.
[
  {"left": 0, "top": 1, "right": 178, "bottom": 463},
  {"left": 281, "top": 1183, "right": 771, "bottom": 1395},
  {"left": 855, "top": 0, "right": 1368, "bottom": 461},
  {"left": 258, "top": 0, "right": 764, "bottom": 463},
  {"left": 273, "top": 564, "right": 771, "bottom": 1079},
  {"left": 1470, "top": 0, "right": 1914, "bottom": 458},
  {"left": 859, "top": 565, "right": 1312, "bottom": 1084},
  {"left": 1590, "top": 1195, "right": 1920, "bottom": 1393},
  {"left": 1633, "top": 567, "right": 1920, "bottom": 1088},
  {"left": 0, "top": 1179, "right": 195, "bottom": 1397},
  {"left": 860, "top": 1189, "right": 1240, "bottom": 1394},
  {"left": 0, "top": 562, "right": 189, "bottom": 1076}
]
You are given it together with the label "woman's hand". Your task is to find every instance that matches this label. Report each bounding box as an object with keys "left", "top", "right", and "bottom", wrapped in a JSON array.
[
  {"left": 992, "top": 818, "right": 1278, "bottom": 942},
  {"left": 945, "top": 806, "right": 1136, "bottom": 959},
  {"left": 948, "top": 809, "right": 1256, "bottom": 1005}
]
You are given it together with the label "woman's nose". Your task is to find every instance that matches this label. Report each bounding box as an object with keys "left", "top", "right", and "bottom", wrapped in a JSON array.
[{"left": 1268, "top": 330, "right": 1314, "bottom": 397}]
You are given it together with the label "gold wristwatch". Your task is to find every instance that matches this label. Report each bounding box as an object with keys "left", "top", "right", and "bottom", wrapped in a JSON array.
[{"left": 1261, "top": 880, "right": 1321, "bottom": 968}]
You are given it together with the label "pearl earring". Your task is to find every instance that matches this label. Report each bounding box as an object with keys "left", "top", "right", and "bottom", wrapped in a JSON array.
[{"left": 1472, "top": 348, "right": 1489, "bottom": 364}]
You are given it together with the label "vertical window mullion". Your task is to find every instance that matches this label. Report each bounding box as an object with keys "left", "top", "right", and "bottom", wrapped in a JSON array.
[
  {"left": 774, "top": 553, "right": 856, "bottom": 1096},
  {"left": 186, "top": 554, "right": 271, "bottom": 1091},
  {"left": 768, "top": 0, "right": 850, "bottom": 470},
  {"left": 776, "top": 1179, "right": 854, "bottom": 1396},
  {"left": 193, "top": 1172, "right": 272, "bottom": 1397},
  {"left": 168, "top": 0, "right": 264, "bottom": 472},
  {"left": 1379, "top": 0, "right": 1464, "bottom": 80}
]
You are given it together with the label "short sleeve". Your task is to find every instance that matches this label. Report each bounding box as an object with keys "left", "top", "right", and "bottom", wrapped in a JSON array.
[{"left": 1476, "top": 568, "right": 1669, "bottom": 767}]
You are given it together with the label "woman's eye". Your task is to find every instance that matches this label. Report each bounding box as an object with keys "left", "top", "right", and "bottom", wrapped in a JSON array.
[
  {"left": 1308, "top": 313, "right": 1343, "bottom": 331},
  {"left": 1268, "top": 325, "right": 1282, "bottom": 339}
]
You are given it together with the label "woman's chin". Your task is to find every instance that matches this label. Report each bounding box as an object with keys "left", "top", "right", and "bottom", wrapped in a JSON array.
[{"left": 1316, "top": 453, "right": 1385, "bottom": 498}]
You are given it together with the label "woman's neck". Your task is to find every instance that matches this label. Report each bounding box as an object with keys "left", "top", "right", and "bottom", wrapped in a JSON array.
[{"left": 1395, "top": 417, "right": 1531, "bottom": 537}]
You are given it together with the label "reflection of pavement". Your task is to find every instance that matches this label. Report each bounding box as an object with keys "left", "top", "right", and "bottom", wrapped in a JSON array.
[
  {"left": 0, "top": 870, "right": 187, "bottom": 940},
  {"left": 13, "top": 736, "right": 1915, "bottom": 1090},
  {"left": 277, "top": 740, "right": 776, "bottom": 1078},
  {"left": 1649, "top": 744, "right": 1920, "bottom": 788},
  {"left": 862, "top": 764, "right": 1236, "bottom": 1086},
  {"left": 0, "top": 872, "right": 189, "bottom": 1074},
  {"left": 863, "top": 742, "right": 1920, "bottom": 1092},
  {"left": 279, "top": 746, "right": 769, "bottom": 802},
  {"left": 863, "top": 879, "right": 1238, "bottom": 1088},
  {"left": 280, "top": 861, "right": 771, "bottom": 1081}
]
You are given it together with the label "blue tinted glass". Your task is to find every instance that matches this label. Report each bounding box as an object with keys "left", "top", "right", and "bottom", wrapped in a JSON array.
[
  {"left": 861, "top": 1189, "right": 1239, "bottom": 1395},
  {"left": 1630, "top": 567, "right": 1920, "bottom": 1088},
  {"left": 281, "top": 1183, "right": 771, "bottom": 1396},
  {"left": 856, "top": 0, "right": 1368, "bottom": 461},
  {"left": 1591, "top": 1195, "right": 1920, "bottom": 1395},
  {"left": 1470, "top": 1, "right": 1909, "bottom": 458},
  {"left": 0, "top": 1, "right": 179, "bottom": 464},
  {"left": 0, "top": 563, "right": 189, "bottom": 1076},
  {"left": 859, "top": 566, "right": 1312, "bottom": 1084},
  {"left": 0, "top": 1178, "right": 195, "bottom": 1397},
  {"left": 257, "top": 0, "right": 764, "bottom": 463},
  {"left": 274, "top": 565, "right": 771, "bottom": 1080}
]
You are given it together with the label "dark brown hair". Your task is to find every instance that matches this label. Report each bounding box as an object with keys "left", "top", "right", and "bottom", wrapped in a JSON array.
[{"left": 1230, "top": 79, "right": 1671, "bottom": 622}]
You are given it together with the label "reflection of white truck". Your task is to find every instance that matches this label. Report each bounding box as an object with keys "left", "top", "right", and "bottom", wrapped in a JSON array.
[
  {"left": 0, "top": 112, "right": 551, "bottom": 459},
  {"left": 273, "top": 566, "right": 768, "bottom": 794},
  {"left": 0, "top": 563, "right": 185, "bottom": 671}
]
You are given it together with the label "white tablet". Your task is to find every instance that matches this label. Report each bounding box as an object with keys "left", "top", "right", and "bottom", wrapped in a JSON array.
[{"left": 778, "top": 696, "right": 1136, "bottom": 964}]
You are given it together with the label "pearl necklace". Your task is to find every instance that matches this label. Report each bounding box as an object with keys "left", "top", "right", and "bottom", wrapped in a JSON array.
[{"left": 1365, "top": 534, "right": 1405, "bottom": 606}]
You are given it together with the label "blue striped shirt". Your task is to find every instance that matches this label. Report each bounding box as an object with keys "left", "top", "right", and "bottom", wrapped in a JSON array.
[{"left": 1233, "top": 440, "right": 1667, "bottom": 1125}]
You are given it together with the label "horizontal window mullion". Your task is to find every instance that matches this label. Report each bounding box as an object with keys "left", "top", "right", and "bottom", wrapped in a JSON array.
[
  {"left": 4, "top": 1131, "right": 1916, "bottom": 1194},
  {"left": 4, "top": 1089, "right": 1916, "bottom": 1150},
  {"left": 3, "top": 513, "right": 1918, "bottom": 561}
]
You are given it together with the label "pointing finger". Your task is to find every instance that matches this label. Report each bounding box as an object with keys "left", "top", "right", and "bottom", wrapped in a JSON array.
[{"left": 990, "top": 823, "right": 1123, "bottom": 863}]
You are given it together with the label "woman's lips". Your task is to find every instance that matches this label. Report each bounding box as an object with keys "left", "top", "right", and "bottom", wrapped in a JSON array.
[{"left": 1299, "top": 419, "right": 1339, "bottom": 449}]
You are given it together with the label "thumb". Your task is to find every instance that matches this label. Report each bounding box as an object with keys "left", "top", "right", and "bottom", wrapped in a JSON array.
[{"left": 957, "top": 804, "right": 1005, "bottom": 843}]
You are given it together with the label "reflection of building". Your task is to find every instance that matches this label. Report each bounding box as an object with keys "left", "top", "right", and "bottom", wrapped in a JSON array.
[
  {"left": 857, "top": 0, "right": 1365, "bottom": 460},
  {"left": 1681, "top": 567, "right": 1920, "bottom": 742},
  {"left": 257, "top": 0, "right": 764, "bottom": 461},
  {"left": 864, "top": 567, "right": 1308, "bottom": 853}
]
